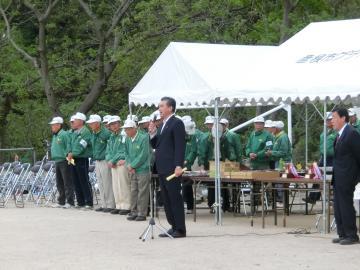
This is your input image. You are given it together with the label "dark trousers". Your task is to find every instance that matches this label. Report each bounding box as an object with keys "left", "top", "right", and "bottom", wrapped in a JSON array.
[
  {"left": 207, "top": 184, "right": 230, "bottom": 211},
  {"left": 71, "top": 158, "right": 93, "bottom": 207},
  {"left": 334, "top": 181, "right": 358, "bottom": 239},
  {"left": 159, "top": 174, "right": 186, "bottom": 233},
  {"left": 55, "top": 161, "right": 74, "bottom": 205},
  {"left": 182, "top": 177, "right": 194, "bottom": 210}
]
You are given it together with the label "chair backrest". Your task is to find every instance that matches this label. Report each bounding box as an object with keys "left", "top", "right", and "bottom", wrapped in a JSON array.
[
  {"left": 31, "top": 165, "right": 41, "bottom": 173},
  {"left": 89, "top": 165, "right": 95, "bottom": 173},
  {"left": 43, "top": 162, "right": 55, "bottom": 172},
  {"left": 13, "top": 165, "right": 23, "bottom": 175},
  {"left": 34, "top": 161, "right": 43, "bottom": 166},
  {"left": 3, "top": 162, "right": 10, "bottom": 169},
  {"left": 10, "top": 161, "right": 20, "bottom": 169}
]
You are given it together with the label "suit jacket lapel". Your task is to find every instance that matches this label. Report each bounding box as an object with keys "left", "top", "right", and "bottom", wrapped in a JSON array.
[
  {"left": 335, "top": 124, "right": 349, "bottom": 151},
  {"left": 156, "top": 115, "right": 174, "bottom": 146}
]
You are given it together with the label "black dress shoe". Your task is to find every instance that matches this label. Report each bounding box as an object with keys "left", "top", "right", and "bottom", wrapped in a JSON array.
[
  {"left": 127, "top": 214, "right": 137, "bottom": 221},
  {"left": 172, "top": 230, "right": 186, "bottom": 238},
  {"left": 159, "top": 229, "right": 174, "bottom": 238},
  {"left": 332, "top": 237, "right": 345, "bottom": 244},
  {"left": 119, "top": 209, "right": 131, "bottom": 215},
  {"left": 135, "top": 216, "right": 146, "bottom": 221},
  {"left": 95, "top": 207, "right": 104, "bottom": 212},
  {"left": 340, "top": 237, "right": 359, "bottom": 245},
  {"left": 110, "top": 209, "right": 120, "bottom": 214},
  {"left": 102, "top": 208, "right": 112, "bottom": 213}
]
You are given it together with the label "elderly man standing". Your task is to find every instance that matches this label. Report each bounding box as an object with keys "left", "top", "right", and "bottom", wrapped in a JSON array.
[
  {"left": 106, "top": 116, "right": 131, "bottom": 215},
  {"left": 87, "top": 114, "right": 115, "bottom": 213},
  {"left": 266, "top": 121, "right": 292, "bottom": 206},
  {"left": 67, "top": 112, "right": 93, "bottom": 209},
  {"left": 50, "top": 116, "right": 74, "bottom": 208},
  {"left": 123, "top": 119, "right": 151, "bottom": 221},
  {"left": 348, "top": 108, "right": 360, "bottom": 133}
]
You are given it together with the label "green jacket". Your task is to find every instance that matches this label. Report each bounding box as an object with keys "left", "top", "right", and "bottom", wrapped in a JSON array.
[
  {"left": 91, "top": 126, "right": 111, "bottom": 160},
  {"left": 221, "top": 129, "right": 242, "bottom": 162},
  {"left": 352, "top": 119, "right": 360, "bottom": 134},
  {"left": 106, "top": 131, "right": 126, "bottom": 165},
  {"left": 70, "top": 126, "right": 93, "bottom": 158},
  {"left": 198, "top": 131, "right": 214, "bottom": 168},
  {"left": 125, "top": 131, "right": 150, "bottom": 174},
  {"left": 319, "top": 128, "right": 337, "bottom": 158},
  {"left": 51, "top": 129, "right": 71, "bottom": 162},
  {"left": 245, "top": 129, "right": 273, "bottom": 169},
  {"left": 185, "top": 134, "right": 198, "bottom": 170},
  {"left": 271, "top": 131, "right": 292, "bottom": 162}
]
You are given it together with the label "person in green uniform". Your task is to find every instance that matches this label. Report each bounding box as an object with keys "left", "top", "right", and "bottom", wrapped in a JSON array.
[
  {"left": 49, "top": 116, "right": 74, "bottom": 208},
  {"left": 349, "top": 108, "right": 360, "bottom": 133},
  {"left": 245, "top": 116, "right": 273, "bottom": 170},
  {"left": 220, "top": 118, "right": 242, "bottom": 162},
  {"left": 305, "top": 112, "right": 337, "bottom": 204},
  {"left": 182, "top": 120, "right": 198, "bottom": 214},
  {"left": 106, "top": 115, "right": 131, "bottom": 215},
  {"left": 67, "top": 112, "right": 93, "bottom": 209},
  {"left": 245, "top": 116, "right": 273, "bottom": 207},
  {"left": 123, "top": 119, "right": 151, "bottom": 221},
  {"left": 264, "top": 120, "right": 276, "bottom": 169},
  {"left": 266, "top": 121, "right": 292, "bottom": 205},
  {"left": 87, "top": 114, "right": 115, "bottom": 213},
  {"left": 138, "top": 116, "right": 151, "bottom": 133},
  {"left": 102, "top": 115, "right": 112, "bottom": 130}
]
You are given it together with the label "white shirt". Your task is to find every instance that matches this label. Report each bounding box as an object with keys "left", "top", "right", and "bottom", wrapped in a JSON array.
[
  {"left": 160, "top": 113, "right": 174, "bottom": 134},
  {"left": 338, "top": 123, "right": 348, "bottom": 139}
]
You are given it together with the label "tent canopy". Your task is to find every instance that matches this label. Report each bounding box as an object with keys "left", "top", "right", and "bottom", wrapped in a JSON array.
[{"left": 129, "top": 19, "right": 360, "bottom": 108}]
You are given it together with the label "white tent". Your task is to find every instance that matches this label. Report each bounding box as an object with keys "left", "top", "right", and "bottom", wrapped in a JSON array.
[
  {"left": 128, "top": 18, "right": 360, "bottom": 229},
  {"left": 129, "top": 42, "right": 278, "bottom": 108}
]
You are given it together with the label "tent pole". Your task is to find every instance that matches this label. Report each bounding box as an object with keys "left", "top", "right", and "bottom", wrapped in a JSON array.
[
  {"left": 214, "top": 98, "right": 222, "bottom": 225},
  {"left": 286, "top": 104, "right": 292, "bottom": 145},
  {"left": 305, "top": 102, "right": 308, "bottom": 166},
  {"left": 322, "top": 101, "right": 327, "bottom": 233}
]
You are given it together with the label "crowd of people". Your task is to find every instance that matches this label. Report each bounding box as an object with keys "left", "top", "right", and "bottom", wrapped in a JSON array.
[{"left": 49, "top": 99, "right": 360, "bottom": 243}]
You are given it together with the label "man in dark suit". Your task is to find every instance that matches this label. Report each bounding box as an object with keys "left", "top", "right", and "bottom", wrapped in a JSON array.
[
  {"left": 331, "top": 107, "right": 360, "bottom": 245},
  {"left": 149, "top": 97, "right": 186, "bottom": 238}
]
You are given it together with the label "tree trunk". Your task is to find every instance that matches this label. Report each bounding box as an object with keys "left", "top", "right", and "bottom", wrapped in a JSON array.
[{"left": 279, "top": 0, "right": 293, "bottom": 44}]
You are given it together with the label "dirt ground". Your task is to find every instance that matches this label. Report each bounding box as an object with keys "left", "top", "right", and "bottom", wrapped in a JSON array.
[{"left": 0, "top": 203, "right": 359, "bottom": 270}]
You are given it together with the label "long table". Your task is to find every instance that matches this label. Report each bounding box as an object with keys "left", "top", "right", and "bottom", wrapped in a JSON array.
[{"left": 189, "top": 176, "right": 332, "bottom": 231}]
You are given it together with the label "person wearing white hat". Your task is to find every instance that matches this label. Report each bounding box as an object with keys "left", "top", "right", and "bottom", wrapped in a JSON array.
[
  {"left": 105, "top": 116, "right": 131, "bottom": 215},
  {"left": 265, "top": 120, "right": 292, "bottom": 206},
  {"left": 219, "top": 118, "right": 242, "bottom": 162},
  {"left": 127, "top": 114, "right": 139, "bottom": 124},
  {"left": 198, "top": 115, "right": 215, "bottom": 172},
  {"left": 348, "top": 108, "right": 360, "bottom": 133},
  {"left": 123, "top": 119, "right": 151, "bottom": 221},
  {"left": 67, "top": 112, "right": 94, "bottom": 209},
  {"left": 49, "top": 116, "right": 74, "bottom": 208},
  {"left": 102, "top": 115, "right": 112, "bottom": 129},
  {"left": 246, "top": 115, "right": 274, "bottom": 207},
  {"left": 182, "top": 120, "right": 197, "bottom": 214},
  {"left": 264, "top": 120, "right": 275, "bottom": 134},
  {"left": 87, "top": 114, "right": 115, "bottom": 213},
  {"left": 138, "top": 116, "right": 152, "bottom": 133},
  {"left": 305, "top": 112, "right": 337, "bottom": 204}
]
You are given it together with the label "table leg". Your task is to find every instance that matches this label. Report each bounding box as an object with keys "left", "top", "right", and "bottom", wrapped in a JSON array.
[
  {"left": 250, "top": 182, "right": 254, "bottom": 227},
  {"left": 193, "top": 181, "right": 197, "bottom": 222},
  {"left": 273, "top": 186, "right": 277, "bottom": 226},
  {"left": 262, "top": 181, "right": 265, "bottom": 229},
  {"left": 283, "top": 187, "right": 286, "bottom": 227}
]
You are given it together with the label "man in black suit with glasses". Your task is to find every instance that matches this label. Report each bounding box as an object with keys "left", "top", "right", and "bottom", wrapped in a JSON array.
[
  {"left": 149, "top": 97, "right": 186, "bottom": 238},
  {"left": 331, "top": 107, "right": 360, "bottom": 245}
]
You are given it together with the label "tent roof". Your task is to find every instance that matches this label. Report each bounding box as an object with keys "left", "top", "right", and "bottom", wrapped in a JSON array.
[{"left": 129, "top": 19, "right": 360, "bottom": 108}]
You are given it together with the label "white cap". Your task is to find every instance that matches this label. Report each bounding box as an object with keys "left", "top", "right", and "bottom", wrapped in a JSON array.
[
  {"left": 127, "top": 114, "right": 138, "bottom": 122},
  {"left": 274, "top": 121, "right": 284, "bottom": 129},
  {"left": 253, "top": 116, "right": 265, "bottom": 123},
  {"left": 123, "top": 119, "right": 137, "bottom": 129},
  {"left": 86, "top": 114, "right": 101, "bottom": 124},
  {"left": 107, "top": 115, "right": 121, "bottom": 124},
  {"left": 73, "top": 112, "right": 87, "bottom": 121},
  {"left": 204, "top": 116, "right": 215, "bottom": 124},
  {"left": 348, "top": 108, "right": 356, "bottom": 117},
  {"left": 264, "top": 120, "right": 273, "bottom": 128},
  {"left": 219, "top": 118, "right": 229, "bottom": 125},
  {"left": 138, "top": 116, "right": 151, "bottom": 124},
  {"left": 102, "top": 115, "right": 111, "bottom": 123},
  {"left": 326, "top": 112, "right": 333, "bottom": 120},
  {"left": 182, "top": 115, "right": 192, "bottom": 122},
  {"left": 49, "top": 116, "right": 63, "bottom": 125},
  {"left": 70, "top": 115, "right": 76, "bottom": 122},
  {"left": 184, "top": 120, "right": 196, "bottom": 135},
  {"left": 150, "top": 111, "right": 161, "bottom": 121}
]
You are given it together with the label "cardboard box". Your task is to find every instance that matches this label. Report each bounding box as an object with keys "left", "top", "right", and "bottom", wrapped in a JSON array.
[
  {"left": 209, "top": 161, "right": 240, "bottom": 178},
  {"left": 229, "top": 170, "right": 279, "bottom": 180}
]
